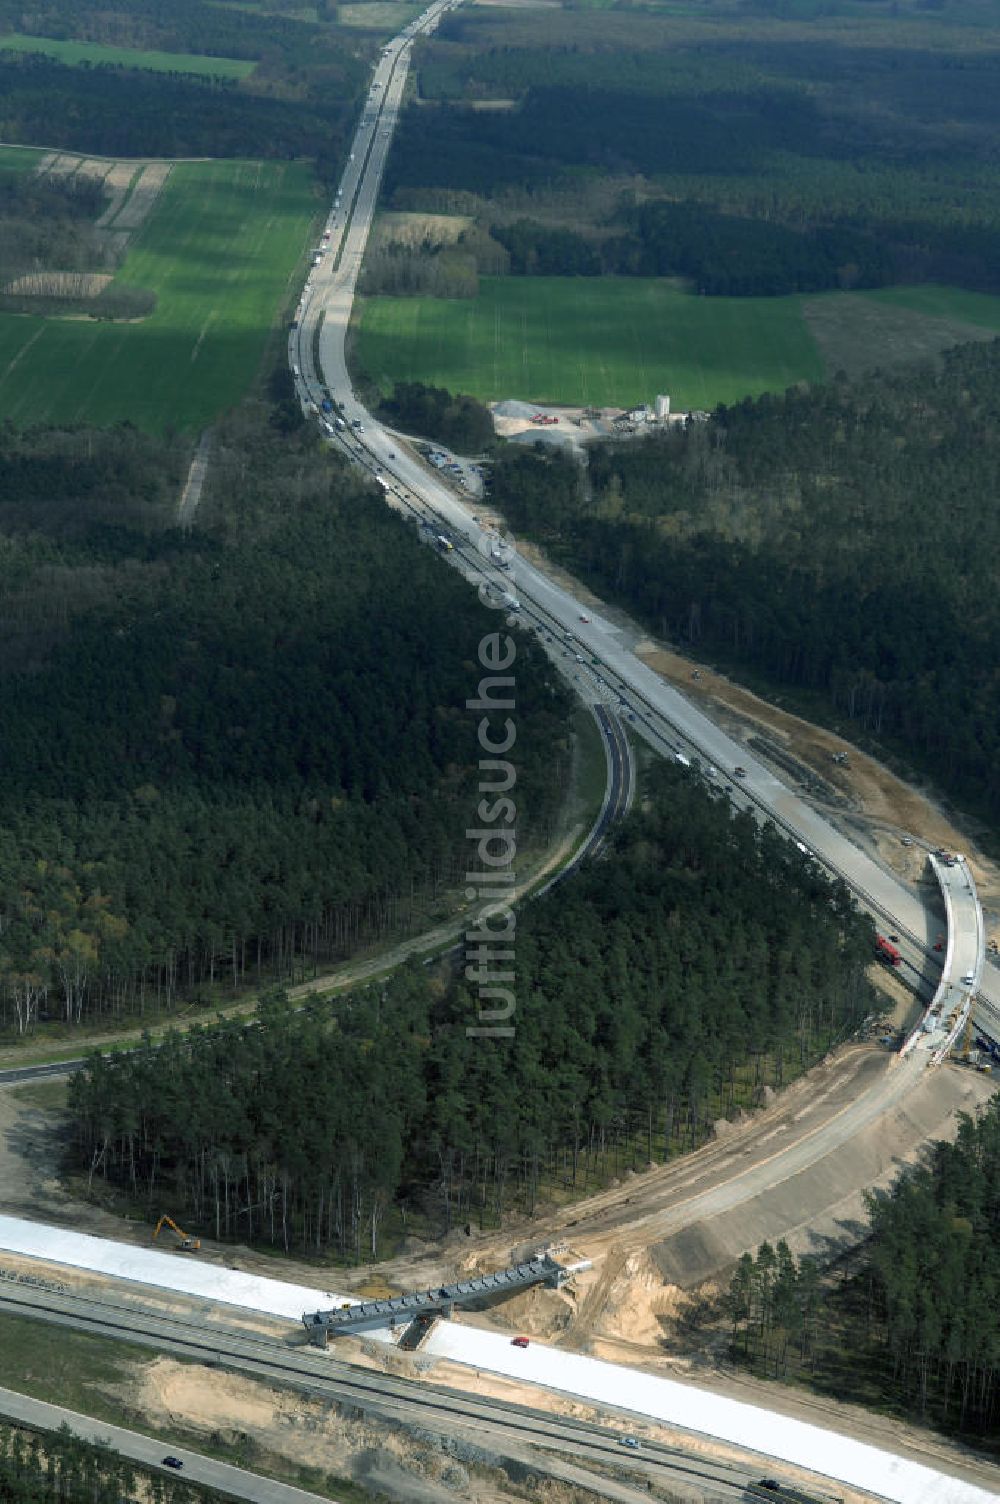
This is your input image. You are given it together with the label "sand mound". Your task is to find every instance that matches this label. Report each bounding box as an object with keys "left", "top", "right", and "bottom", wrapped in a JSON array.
[
  {"left": 591, "top": 1249, "right": 686, "bottom": 1345},
  {"left": 485, "top": 1282, "right": 575, "bottom": 1337},
  {"left": 123, "top": 1355, "right": 544, "bottom": 1500},
  {"left": 508, "top": 426, "right": 579, "bottom": 451},
  {"left": 135, "top": 1356, "right": 284, "bottom": 1436}
]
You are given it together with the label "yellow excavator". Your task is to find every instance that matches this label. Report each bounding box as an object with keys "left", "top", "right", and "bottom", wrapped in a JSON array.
[{"left": 152, "top": 1215, "right": 201, "bottom": 1251}]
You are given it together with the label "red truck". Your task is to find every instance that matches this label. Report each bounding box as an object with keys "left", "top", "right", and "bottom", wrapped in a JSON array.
[{"left": 876, "top": 935, "right": 902, "bottom": 966}]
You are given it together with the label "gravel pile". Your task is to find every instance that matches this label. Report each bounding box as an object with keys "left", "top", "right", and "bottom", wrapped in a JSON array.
[{"left": 491, "top": 398, "right": 539, "bottom": 419}]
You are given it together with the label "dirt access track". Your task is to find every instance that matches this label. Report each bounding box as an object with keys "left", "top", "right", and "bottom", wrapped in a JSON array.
[
  {"left": 634, "top": 642, "right": 1000, "bottom": 935},
  {"left": 3, "top": 1046, "right": 991, "bottom": 1346},
  {"left": 364, "top": 1046, "right": 995, "bottom": 1352}
]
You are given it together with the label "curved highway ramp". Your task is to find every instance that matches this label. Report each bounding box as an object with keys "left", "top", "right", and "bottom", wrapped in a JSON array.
[{"left": 900, "top": 852, "right": 985, "bottom": 1063}]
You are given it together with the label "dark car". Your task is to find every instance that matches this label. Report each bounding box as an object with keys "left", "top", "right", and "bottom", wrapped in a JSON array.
[{"left": 162, "top": 1457, "right": 184, "bottom": 1470}]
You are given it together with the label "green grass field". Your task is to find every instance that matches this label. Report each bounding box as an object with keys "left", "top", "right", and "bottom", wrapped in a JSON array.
[
  {"left": 866, "top": 284, "right": 1000, "bottom": 331},
  {"left": 0, "top": 159, "right": 317, "bottom": 432},
  {"left": 0, "top": 32, "right": 255, "bottom": 78},
  {"left": 0, "top": 144, "right": 44, "bottom": 172},
  {"left": 355, "top": 277, "right": 1000, "bottom": 410},
  {"left": 802, "top": 285, "right": 1000, "bottom": 379},
  {"left": 337, "top": 2, "right": 422, "bottom": 28},
  {"left": 357, "top": 278, "right": 825, "bottom": 410}
]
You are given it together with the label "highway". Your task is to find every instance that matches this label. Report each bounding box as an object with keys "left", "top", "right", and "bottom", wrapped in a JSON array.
[
  {"left": 0, "top": 1383, "right": 334, "bottom": 1504},
  {"left": 0, "top": 1057, "right": 87, "bottom": 1086},
  {"left": 936, "top": 856, "right": 985, "bottom": 999},
  {"left": 917, "top": 854, "right": 986, "bottom": 1062},
  {"left": 590, "top": 703, "right": 633, "bottom": 853},
  {"left": 0, "top": 1236, "right": 990, "bottom": 1504},
  {"left": 290, "top": 0, "right": 1000, "bottom": 1050},
  {"left": 0, "top": 1281, "right": 771, "bottom": 1503},
  {"left": 0, "top": 10, "right": 993, "bottom": 1504}
]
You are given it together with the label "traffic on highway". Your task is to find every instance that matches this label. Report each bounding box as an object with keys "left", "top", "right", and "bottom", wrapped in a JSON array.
[{"left": 288, "top": 0, "right": 1000, "bottom": 1053}]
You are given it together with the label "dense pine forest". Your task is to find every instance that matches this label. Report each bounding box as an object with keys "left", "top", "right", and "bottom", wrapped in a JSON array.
[
  {"left": 0, "top": 0, "right": 332, "bottom": 64},
  {"left": 0, "top": 399, "right": 571, "bottom": 1036},
  {"left": 0, "top": 1422, "right": 216, "bottom": 1503},
  {"left": 728, "top": 1098, "right": 1000, "bottom": 1445},
  {"left": 0, "top": 0, "right": 369, "bottom": 166},
  {"left": 379, "top": 381, "right": 494, "bottom": 453},
  {"left": 382, "top": 3, "right": 1000, "bottom": 297},
  {"left": 69, "top": 761, "right": 876, "bottom": 1258},
  {"left": 490, "top": 339, "right": 1000, "bottom": 836},
  {"left": 0, "top": 54, "right": 362, "bottom": 164}
]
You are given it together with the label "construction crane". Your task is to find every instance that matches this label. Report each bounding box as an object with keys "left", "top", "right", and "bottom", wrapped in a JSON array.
[{"left": 152, "top": 1215, "right": 201, "bottom": 1251}]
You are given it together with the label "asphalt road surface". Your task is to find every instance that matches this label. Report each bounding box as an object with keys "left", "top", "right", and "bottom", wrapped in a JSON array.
[
  {"left": 292, "top": 1, "right": 1000, "bottom": 1046},
  {"left": 0, "top": 1383, "right": 335, "bottom": 1504},
  {"left": 590, "top": 703, "right": 632, "bottom": 853},
  {"left": 0, "top": 1285, "right": 766, "bottom": 1503},
  {"left": 0, "top": 1058, "right": 87, "bottom": 1085}
]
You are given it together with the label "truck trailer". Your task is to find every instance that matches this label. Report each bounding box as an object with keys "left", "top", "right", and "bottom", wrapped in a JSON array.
[{"left": 876, "top": 935, "right": 902, "bottom": 966}]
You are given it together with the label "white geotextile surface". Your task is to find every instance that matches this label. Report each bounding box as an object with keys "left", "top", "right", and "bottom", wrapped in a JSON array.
[
  {"left": 0, "top": 1215, "right": 355, "bottom": 1325},
  {"left": 425, "top": 1322, "right": 1000, "bottom": 1504},
  {"left": 0, "top": 1215, "right": 996, "bottom": 1504}
]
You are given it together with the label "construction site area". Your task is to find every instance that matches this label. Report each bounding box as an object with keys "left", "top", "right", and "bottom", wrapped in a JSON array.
[{"left": 1, "top": 600, "right": 999, "bottom": 1502}]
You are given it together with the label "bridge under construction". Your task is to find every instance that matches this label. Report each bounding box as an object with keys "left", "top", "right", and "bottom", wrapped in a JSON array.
[{"left": 302, "top": 1252, "right": 590, "bottom": 1345}]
